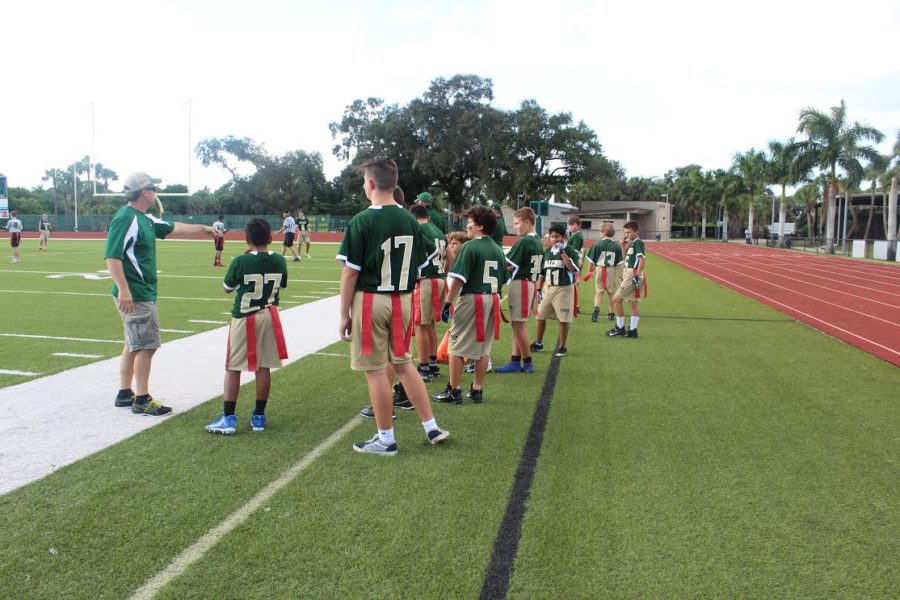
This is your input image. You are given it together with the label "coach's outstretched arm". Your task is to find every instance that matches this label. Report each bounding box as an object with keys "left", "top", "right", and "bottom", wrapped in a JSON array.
[{"left": 169, "top": 222, "right": 216, "bottom": 237}]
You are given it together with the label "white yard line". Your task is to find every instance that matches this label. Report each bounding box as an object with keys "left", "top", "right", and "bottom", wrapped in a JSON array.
[
  {"left": 0, "top": 332, "right": 123, "bottom": 344},
  {"left": 52, "top": 352, "right": 103, "bottom": 358},
  {"left": 187, "top": 320, "right": 227, "bottom": 325},
  {"left": 0, "top": 369, "right": 42, "bottom": 376},
  {"left": 0, "top": 296, "right": 342, "bottom": 496}
]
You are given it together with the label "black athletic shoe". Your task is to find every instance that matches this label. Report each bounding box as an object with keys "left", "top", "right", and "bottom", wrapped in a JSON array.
[
  {"left": 417, "top": 364, "right": 434, "bottom": 382},
  {"left": 554, "top": 346, "right": 568, "bottom": 357},
  {"left": 428, "top": 363, "right": 441, "bottom": 378},
  {"left": 433, "top": 385, "right": 462, "bottom": 405},
  {"left": 623, "top": 328, "right": 639, "bottom": 339},
  {"left": 114, "top": 393, "right": 135, "bottom": 408},
  {"left": 392, "top": 383, "right": 407, "bottom": 404},
  {"left": 591, "top": 307, "right": 600, "bottom": 322},
  {"left": 394, "top": 398, "right": 414, "bottom": 410},
  {"left": 607, "top": 313, "right": 615, "bottom": 321},
  {"left": 529, "top": 341, "right": 544, "bottom": 352},
  {"left": 607, "top": 327, "right": 625, "bottom": 337},
  {"left": 359, "top": 406, "right": 396, "bottom": 419},
  {"left": 131, "top": 396, "right": 172, "bottom": 416},
  {"left": 467, "top": 385, "right": 483, "bottom": 404}
]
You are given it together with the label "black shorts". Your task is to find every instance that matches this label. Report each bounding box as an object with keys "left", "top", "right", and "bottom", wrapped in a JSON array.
[
  {"left": 215, "top": 237, "right": 225, "bottom": 251},
  {"left": 283, "top": 232, "right": 295, "bottom": 248},
  {"left": 10, "top": 233, "right": 21, "bottom": 247}
]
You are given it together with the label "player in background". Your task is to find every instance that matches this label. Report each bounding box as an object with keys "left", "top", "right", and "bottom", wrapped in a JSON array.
[
  {"left": 607, "top": 220, "right": 646, "bottom": 338},
  {"left": 6, "top": 211, "right": 23, "bottom": 263},
  {"left": 212, "top": 215, "right": 227, "bottom": 266},
  {"left": 530, "top": 223, "right": 579, "bottom": 357},
  {"left": 409, "top": 204, "right": 447, "bottom": 381},
  {"left": 434, "top": 205, "right": 508, "bottom": 404},
  {"left": 38, "top": 213, "right": 52, "bottom": 252},
  {"left": 338, "top": 157, "right": 448, "bottom": 456},
  {"left": 207, "top": 218, "right": 288, "bottom": 434},
  {"left": 274, "top": 210, "right": 301, "bottom": 262},
  {"left": 414, "top": 192, "right": 450, "bottom": 234},
  {"left": 496, "top": 207, "right": 543, "bottom": 373},
  {"left": 296, "top": 209, "right": 312, "bottom": 258},
  {"left": 567, "top": 216, "right": 585, "bottom": 313},
  {"left": 585, "top": 223, "right": 624, "bottom": 322},
  {"left": 490, "top": 202, "right": 507, "bottom": 246}
]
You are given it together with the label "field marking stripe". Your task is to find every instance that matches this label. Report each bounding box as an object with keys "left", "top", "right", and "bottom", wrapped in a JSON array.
[
  {"left": 0, "top": 369, "right": 42, "bottom": 376},
  {"left": 187, "top": 320, "right": 227, "bottom": 324},
  {"left": 0, "top": 269, "right": 343, "bottom": 284},
  {"left": 312, "top": 352, "right": 349, "bottom": 357},
  {"left": 128, "top": 417, "right": 359, "bottom": 600},
  {"left": 481, "top": 352, "right": 560, "bottom": 600},
  {"left": 52, "top": 352, "right": 103, "bottom": 358},
  {"left": 660, "top": 253, "right": 900, "bottom": 358},
  {"left": 0, "top": 333, "right": 122, "bottom": 344}
]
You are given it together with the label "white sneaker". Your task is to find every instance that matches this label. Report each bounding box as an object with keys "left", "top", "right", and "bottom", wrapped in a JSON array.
[
  {"left": 352, "top": 435, "right": 397, "bottom": 456},
  {"left": 305, "top": 253, "right": 312, "bottom": 258}
]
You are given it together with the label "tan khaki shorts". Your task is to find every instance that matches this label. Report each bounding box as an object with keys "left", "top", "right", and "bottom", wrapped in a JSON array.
[
  {"left": 537, "top": 285, "right": 575, "bottom": 323},
  {"left": 507, "top": 279, "right": 536, "bottom": 321},
  {"left": 116, "top": 300, "right": 161, "bottom": 351},
  {"left": 415, "top": 278, "right": 445, "bottom": 325},
  {"left": 296, "top": 231, "right": 309, "bottom": 244},
  {"left": 594, "top": 264, "right": 624, "bottom": 294},
  {"left": 449, "top": 294, "right": 499, "bottom": 360},
  {"left": 39, "top": 231, "right": 50, "bottom": 241},
  {"left": 226, "top": 308, "right": 286, "bottom": 371},
  {"left": 613, "top": 268, "right": 642, "bottom": 302},
  {"left": 350, "top": 290, "right": 413, "bottom": 371}
]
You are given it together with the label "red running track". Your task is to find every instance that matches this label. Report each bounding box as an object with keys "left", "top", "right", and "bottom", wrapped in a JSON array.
[{"left": 650, "top": 242, "right": 900, "bottom": 367}]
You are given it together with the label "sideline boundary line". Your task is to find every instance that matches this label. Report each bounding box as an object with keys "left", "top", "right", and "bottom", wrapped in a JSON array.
[
  {"left": 480, "top": 353, "right": 561, "bottom": 599},
  {"left": 128, "top": 417, "right": 360, "bottom": 599}
]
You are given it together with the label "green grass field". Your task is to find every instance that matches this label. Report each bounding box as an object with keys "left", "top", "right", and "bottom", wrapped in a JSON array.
[{"left": 0, "top": 239, "right": 897, "bottom": 598}]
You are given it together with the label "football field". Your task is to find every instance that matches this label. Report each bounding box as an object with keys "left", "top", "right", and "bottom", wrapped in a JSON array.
[{"left": 0, "top": 239, "right": 897, "bottom": 598}]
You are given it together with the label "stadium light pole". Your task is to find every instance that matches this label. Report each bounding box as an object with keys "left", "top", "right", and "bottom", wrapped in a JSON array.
[{"left": 72, "top": 161, "right": 79, "bottom": 232}]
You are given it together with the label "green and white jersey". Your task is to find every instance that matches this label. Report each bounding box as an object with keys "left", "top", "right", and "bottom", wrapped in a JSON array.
[
  {"left": 296, "top": 216, "right": 309, "bottom": 232},
  {"left": 224, "top": 251, "right": 288, "bottom": 318},
  {"left": 505, "top": 233, "right": 544, "bottom": 281},
  {"left": 448, "top": 236, "right": 509, "bottom": 295},
  {"left": 586, "top": 238, "right": 624, "bottom": 268},
  {"left": 419, "top": 220, "right": 447, "bottom": 279},
  {"left": 38, "top": 219, "right": 52, "bottom": 232},
  {"left": 568, "top": 230, "right": 584, "bottom": 258},
  {"left": 212, "top": 219, "right": 227, "bottom": 235},
  {"left": 337, "top": 205, "right": 429, "bottom": 293},
  {"left": 491, "top": 213, "right": 507, "bottom": 246},
  {"left": 541, "top": 244, "right": 580, "bottom": 286},
  {"left": 625, "top": 238, "right": 646, "bottom": 269},
  {"left": 104, "top": 205, "right": 175, "bottom": 302},
  {"left": 427, "top": 207, "right": 449, "bottom": 234}
]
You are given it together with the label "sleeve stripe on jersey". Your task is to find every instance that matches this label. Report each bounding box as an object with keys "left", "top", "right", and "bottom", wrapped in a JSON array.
[
  {"left": 336, "top": 254, "right": 362, "bottom": 271},
  {"left": 448, "top": 272, "right": 468, "bottom": 284},
  {"left": 506, "top": 257, "right": 520, "bottom": 280},
  {"left": 224, "top": 283, "right": 237, "bottom": 291}
]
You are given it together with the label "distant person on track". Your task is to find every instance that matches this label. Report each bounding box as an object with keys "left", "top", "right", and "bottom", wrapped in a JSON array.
[
  {"left": 274, "top": 210, "right": 301, "bottom": 262},
  {"left": 106, "top": 172, "right": 216, "bottom": 416},
  {"left": 295, "top": 209, "right": 312, "bottom": 258},
  {"left": 206, "top": 218, "right": 288, "bottom": 435},
  {"left": 6, "top": 210, "right": 23, "bottom": 264},
  {"left": 212, "top": 215, "right": 227, "bottom": 266},
  {"left": 337, "top": 156, "right": 449, "bottom": 456},
  {"left": 745, "top": 227, "right": 752, "bottom": 244},
  {"left": 607, "top": 220, "right": 646, "bottom": 339},
  {"left": 38, "top": 213, "right": 52, "bottom": 252}
]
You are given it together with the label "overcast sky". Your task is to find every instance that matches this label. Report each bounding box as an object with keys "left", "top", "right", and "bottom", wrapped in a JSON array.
[{"left": 3, "top": 0, "right": 898, "bottom": 194}]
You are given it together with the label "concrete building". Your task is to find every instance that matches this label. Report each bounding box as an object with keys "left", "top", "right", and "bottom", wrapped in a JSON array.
[{"left": 560, "top": 200, "right": 672, "bottom": 242}]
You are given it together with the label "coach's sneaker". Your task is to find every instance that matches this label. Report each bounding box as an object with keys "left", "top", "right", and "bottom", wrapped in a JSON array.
[
  {"left": 132, "top": 396, "right": 172, "bottom": 416},
  {"left": 607, "top": 327, "right": 625, "bottom": 337},
  {"left": 467, "top": 385, "right": 483, "bottom": 404},
  {"left": 529, "top": 341, "right": 544, "bottom": 352},
  {"left": 426, "top": 428, "right": 450, "bottom": 445},
  {"left": 114, "top": 392, "right": 135, "bottom": 407},
  {"left": 250, "top": 413, "right": 267, "bottom": 431},
  {"left": 359, "top": 406, "right": 396, "bottom": 419},
  {"left": 591, "top": 307, "right": 600, "bottom": 322},
  {"left": 206, "top": 414, "right": 237, "bottom": 435},
  {"left": 495, "top": 361, "right": 523, "bottom": 373},
  {"left": 522, "top": 362, "right": 535, "bottom": 374},
  {"left": 353, "top": 435, "right": 398, "bottom": 456},
  {"left": 417, "top": 364, "right": 434, "bottom": 382},
  {"left": 624, "top": 328, "right": 639, "bottom": 339},
  {"left": 433, "top": 385, "right": 462, "bottom": 405},
  {"left": 554, "top": 346, "right": 568, "bottom": 357}
]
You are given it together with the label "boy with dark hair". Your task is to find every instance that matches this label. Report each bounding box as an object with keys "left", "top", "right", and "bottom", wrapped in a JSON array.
[
  {"left": 607, "top": 220, "right": 646, "bottom": 338},
  {"left": 410, "top": 203, "right": 447, "bottom": 381},
  {"left": 212, "top": 215, "right": 227, "bottom": 266},
  {"left": 496, "top": 207, "right": 543, "bottom": 373},
  {"left": 434, "top": 206, "right": 508, "bottom": 404},
  {"left": 274, "top": 210, "right": 301, "bottom": 262},
  {"left": 585, "top": 223, "right": 624, "bottom": 322},
  {"left": 530, "top": 223, "right": 579, "bottom": 357},
  {"left": 207, "top": 218, "right": 289, "bottom": 434},
  {"left": 567, "top": 216, "right": 585, "bottom": 313},
  {"left": 338, "top": 156, "right": 448, "bottom": 456}
]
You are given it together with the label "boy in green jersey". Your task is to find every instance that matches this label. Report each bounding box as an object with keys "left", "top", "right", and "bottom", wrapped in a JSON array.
[
  {"left": 434, "top": 206, "right": 509, "bottom": 404},
  {"left": 106, "top": 172, "right": 216, "bottom": 416},
  {"left": 530, "top": 223, "right": 579, "bottom": 357},
  {"left": 207, "top": 218, "right": 289, "bottom": 434},
  {"left": 585, "top": 223, "right": 624, "bottom": 322},
  {"left": 607, "top": 220, "right": 647, "bottom": 338},
  {"left": 410, "top": 204, "right": 447, "bottom": 381},
  {"left": 496, "top": 207, "right": 543, "bottom": 373},
  {"left": 338, "top": 157, "right": 449, "bottom": 455}
]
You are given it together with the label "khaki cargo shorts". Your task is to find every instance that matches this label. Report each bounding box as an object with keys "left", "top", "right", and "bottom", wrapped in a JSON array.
[{"left": 116, "top": 300, "right": 161, "bottom": 351}]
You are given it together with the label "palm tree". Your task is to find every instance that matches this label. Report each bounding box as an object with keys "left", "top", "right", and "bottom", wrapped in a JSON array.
[
  {"left": 767, "top": 138, "right": 812, "bottom": 247},
  {"left": 732, "top": 148, "right": 770, "bottom": 240},
  {"left": 794, "top": 184, "right": 820, "bottom": 238},
  {"left": 861, "top": 155, "right": 889, "bottom": 240},
  {"left": 795, "top": 99, "right": 884, "bottom": 253}
]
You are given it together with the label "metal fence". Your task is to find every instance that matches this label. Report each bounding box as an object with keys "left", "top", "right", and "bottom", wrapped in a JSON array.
[{"left": 765, "top": 235, "right": 899, "bottom": 260}]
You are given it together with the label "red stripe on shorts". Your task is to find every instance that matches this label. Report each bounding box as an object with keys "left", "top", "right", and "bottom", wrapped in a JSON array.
[
  {"left": 474, "top": 294, "right": 486, "bottom": 343},
  {"left": 390, "top": 293, "right": 406, "bottom": 357},
  {"left": 520, "top": 280, "right": 528, "bottom": 318},
  {"left": 268, "top": 305, "right": 288, "bottom": 359},
  {"left": 361, "top": 292, "right": 373, "bottom": 355},
  {"left": 246, "top": 313, "right": 258, "bottom": 372},
  {"left": 413, "top": 283, "right": 422, "bottom": 326},
  {"left": 601, "top": 265, "right": 607, "bottom": 289},
  {"left": 492, "top": 293, "right": 501, "bottom": 340},
  {"left": 432, "top": 278, "right": 441, "bottom": 323}
]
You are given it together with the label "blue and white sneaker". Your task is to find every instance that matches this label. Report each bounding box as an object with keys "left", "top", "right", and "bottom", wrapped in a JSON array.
[
  {"left": 250, "top": 413, "right": 266, "bottom": 431},
  {"left": 206, "top": 414, "right": 237, "bottom": 435},
  {"left": 522, "top": 363, "right": 535, "bottom": 374},
  {"left": 352, "top": 435, "right": 398, "bottom": 456},
  {"left": 495, "top": 361, "right": 523, "bottom": 373}
]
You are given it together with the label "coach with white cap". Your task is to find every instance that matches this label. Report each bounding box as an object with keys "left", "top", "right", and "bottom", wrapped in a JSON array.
[{"left": 105, "top": 172, "right": 215, "bottom": 416}]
